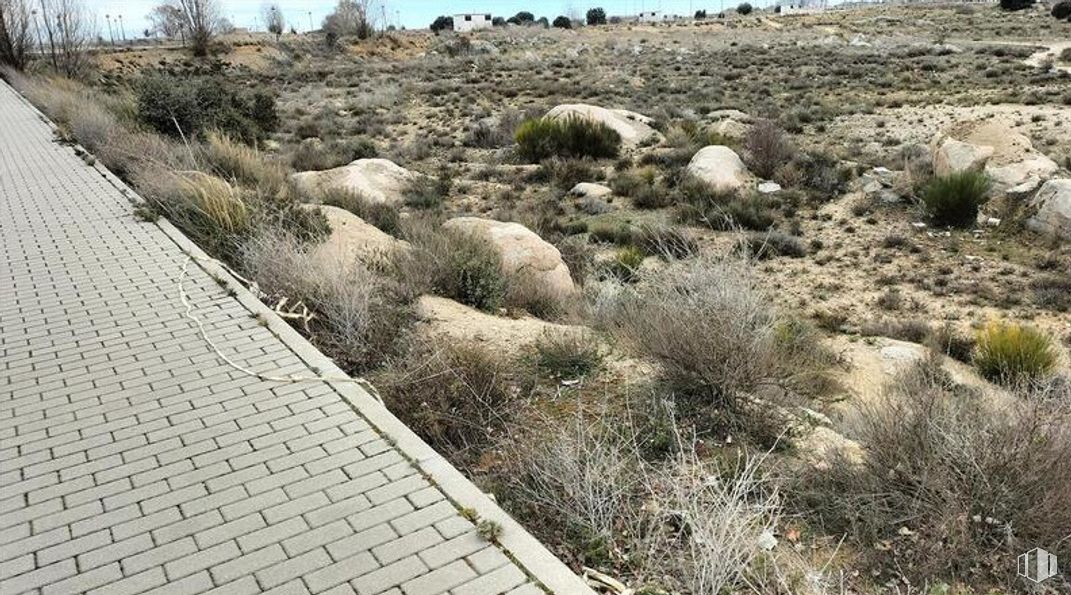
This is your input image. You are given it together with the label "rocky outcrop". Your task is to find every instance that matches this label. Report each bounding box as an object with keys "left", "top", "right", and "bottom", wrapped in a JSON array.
[
  {"left": 931, "top": 120, "right": 1059, "bottom": 191},
  {"left": 1027, "top": 179, "right": 1071, "bottom": 239},
  {"left": 934, "top": 138, "right": 994, "bottom": 177},
  {"left": 545, "top": 104, "right": 661, "bottom": 147},
  {"left": 307, "top": 205, "right": 407, "bottom": 262},
  {"left": 291, "top": 158, "right": 422, "bottom": 205},
  {"left": 443, "top": 217, "right": 575, "bottom": 294},
  {"left": 685, "top": 146, "right": 753, "bottom": 192}
]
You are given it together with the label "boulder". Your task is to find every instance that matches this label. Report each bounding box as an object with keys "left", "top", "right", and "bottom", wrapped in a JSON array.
[
  {"left": 416, "top": 296, "right": 582, "bottom": 356},
  {"left": 545, "top": 104, "right": 661, "bottom": 147},
  {"left": 568, "top": 182, "right": 613, "bottom": 198},
  {"left": 933, "top": 138, "right": 994, "bottom": 177},
  {"left": 1027, "top": 179, "right": 1071, "bottom": 239},
  {"left": 290, "top": 158, "right": 422, "bottom": 205},
  {"left": 307, "top": 205, "right": 407, "bottom": 262},
  {"left": 685, "top": 146, "right": 753, "bottom": 192},
  {"left": 931, "top": 120, "right": 1059, "bottom": 191},
  {"left": 442, "top": 217, "right": 576, "bottom": 294},
  {"left": 711, "top": 118, "right": 751, "bottom": 141}
]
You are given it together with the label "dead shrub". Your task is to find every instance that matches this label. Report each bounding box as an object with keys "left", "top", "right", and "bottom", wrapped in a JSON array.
[
  {"left": 240, "top": 231, "right": 411, "bottom": 371},
  {"left": 799, "top": 355, "right": 1071, "bottom": 588},
  {"left": 600, "top": 255, "right": 780, "bottom": 409},
  {"left": 744, "top": 118, "right": 795, "bottom": 179},
  {"left": 378, "top": 338, "right": 516, "bottom": 462}
]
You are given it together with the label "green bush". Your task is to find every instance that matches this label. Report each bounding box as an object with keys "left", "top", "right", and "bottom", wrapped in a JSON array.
[
  {"left": 606, "top": 246, "right": 646, "bottom": 282},
  {"left": 515, "top": 116, "right": 621, "bottom": 162},
  {"left": 735, "top": 231, "right": 806, "bottom": 260},
  {"left": 737, "top": 2, "right": 753, "bottom": 14},
  {"left": 973, "top": 321, "right": 1056, "bottom": 385},
  {"left": 1053, "top": 1, "right": 1071, "bottom": 19},
  {"left": 921, "top": 172, "right": 990, "bottom": 228},
  {"left": 135, "top": 73, "right": 278, "bottom": 144},
  {"left": 552, "top": 15, "right": 572, "bottom": 28}
]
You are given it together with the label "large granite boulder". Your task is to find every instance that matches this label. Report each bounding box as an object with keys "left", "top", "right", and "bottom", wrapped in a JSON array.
[
  {"left": 685, "top": 146, "right": 753, "bottom": 192},
  {"left": 1027, "top": 179, "right": 1071, "bottom": 239},
  {"left": 307, "top": 205, "right": 407, "bottom": 261},
  {"left": 443, "top": 217, "right": 575, "bottom": 295},
  {"left": 291, "top": 158, "right": 422, "bottom": 205},
  {"left": 545, "top": 104, "right": 661, "bottom": 147}
]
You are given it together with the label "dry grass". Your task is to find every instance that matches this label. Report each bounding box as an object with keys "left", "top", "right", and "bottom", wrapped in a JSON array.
[
  {"left": 377, "top": 338, "right": 516, "bottom": 463},
  {"left": 799, "top": 355, "right": 1071, "bottom": 588},
  {"left": 204, "top": 131, "right": 287, "bottom": 197},
  {"left": 240, "top": 230, "right": 411, "bottom": 371},
  {"left": 135, "top": 168, "right": 252, "bottom": 255}
]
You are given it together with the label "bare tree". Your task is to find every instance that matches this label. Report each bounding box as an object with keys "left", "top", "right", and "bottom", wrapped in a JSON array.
[
  {"left": 262, "top": 2, "right": 283, "bottom": 41},
  {"left": 37, "top": 0, "right": 93, "bottom": 77},
  {"left": 0, "top": 0, "right": 35, "bottom": 70},
  {"left": 148, "top": 3, "right": 184, "bottom": 43},
  {"left": 175, "top": 0, "right": 220, "bottom": 56},
  {"left": 322, "top": 0, "right": 375, "bottom": 39}
]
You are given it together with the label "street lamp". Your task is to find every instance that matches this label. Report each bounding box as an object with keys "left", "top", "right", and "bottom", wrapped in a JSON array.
[
  {"left": 118, "top": 15, "right": 125, "bottom": 42},
  {"left": 308, "top": 11, "right": 313, "bottom": 33},
  {"left": 105, "top": 14, "right": 114, "bottom": 46}
]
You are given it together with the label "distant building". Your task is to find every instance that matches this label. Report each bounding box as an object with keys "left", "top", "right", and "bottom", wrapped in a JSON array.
[
  {"left": 454, "top": 13, "right": 493, "bottom": 32},
  {"left": 637, "top": 10, "right": 677, "bottom": 22},
  {"left": 778, "top": 0, "right": 827, "bottom": 14}
]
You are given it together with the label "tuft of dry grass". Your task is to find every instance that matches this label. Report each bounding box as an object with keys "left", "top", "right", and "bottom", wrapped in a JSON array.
[
  {"left": 240, "top": 230, "right": 411, "bottom": 371},
  {"left": 973, "top": 320, "right": 1056, "bottom": 385},
  {"left": 204, "top": 131, "right": 287, "bottom": 197}
]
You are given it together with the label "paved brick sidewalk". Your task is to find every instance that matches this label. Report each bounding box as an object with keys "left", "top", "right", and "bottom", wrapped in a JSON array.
[{"left": 0, "top": 81, "right": 590, "bottom": 595}]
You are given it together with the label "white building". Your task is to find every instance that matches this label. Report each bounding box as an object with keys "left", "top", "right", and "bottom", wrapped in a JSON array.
[
  {"left": 638, "top": 11, "right": 675, "bottom": 22},
  {"left": 454, "top": 13, "right": 493, "bottom": 32},
  {"left": 777, "top": 0, "right": 827, "bottom": 13}
]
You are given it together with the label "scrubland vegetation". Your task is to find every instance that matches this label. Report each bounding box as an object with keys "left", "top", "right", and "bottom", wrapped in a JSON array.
[{"left": 3, "top": 0, "right": 1070, "bottom": 591}]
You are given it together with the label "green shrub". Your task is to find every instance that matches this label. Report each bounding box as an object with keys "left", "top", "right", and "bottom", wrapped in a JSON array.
[
  {"left": 1053, "top": 0, "right": 1071, "bottom": 19},
  {"left": 135, "top": 73, "right": 278, "bottom": 144},
  {"left": 921, "top": 172, "right": 990, "bottom": 227},
  {"left": 1000, "top": 0, "right": 1032, "bottom": 10},
  {"left": 675, "top": 178, "right": 775, "bottom": 231},
  {"left": 290, "top": 138, "right": 377, "bottom": 172},
  {"left": 516, "top": 116, "right": 621, "bottom": 162},
  {"left": 735, "top": 231, "right": 806, "bottom": 259},
  {"left": 607, "top": 246, "right": 646, "bottom": 282},
  {"left": 391, "top": 220, "right": 506, "bottom": 312},
  {"left": 973, "top": 321, "right": 1056, "bottom": 385},
  {"left": 737, "top": 2, "right": 753, "bottom": 14},
  {"left": 531, "top": 330, "right": 604, "bottom": 378}
]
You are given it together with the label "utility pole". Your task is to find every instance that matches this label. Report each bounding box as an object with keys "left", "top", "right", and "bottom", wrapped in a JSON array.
[
  {"left": 119, "top": 15, "right": 125, "bottom": 42},
  {"left": 105, "top": 14, "right": 115, "bottom": 46},
  {"left": 308, "top": 11, "right": 313, "bottom": 32}
]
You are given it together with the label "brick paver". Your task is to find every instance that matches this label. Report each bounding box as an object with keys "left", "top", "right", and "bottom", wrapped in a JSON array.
[{"left": 0, "top": 81, "right": 590, "bottom": 594}]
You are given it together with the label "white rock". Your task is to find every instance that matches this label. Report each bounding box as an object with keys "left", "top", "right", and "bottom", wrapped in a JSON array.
[
  {"left": 757, "top": 181, "right": 782, "bottom": 194},
  {"left": 934, "top": 138, "right": 994, "bottom": 177},
  {"left": 568, "top": 182, "right": 613, "bottom": 198},
  {"left": 757, "top": 530, "right": 778, "bottom": 551},
  {"left": 1027, "top": 179, "right": 1071, "bottom": 240},
  {"left": 291, "top": 158, "right": 422, "bottom": 205},
  {"left": 545, "top": 103, "right": 661, "bottom": 147},
  {"left": 1006, "top": 176, "right": 1043, "bottom": 201},
  {"left": 443, "top": 217, "right": 576, "bottom": 294},
  {"left": 710, "top": 118, "right": 750, "bottom": 140},
  {"left": 685, "top": 146, "right": 753, "bottom": 192},
  {"left": 931, "top": 120, "right": 1059, "bottom": 191},
  {"left": 307, "top": 205, "right": 407, "bottom": 262}
]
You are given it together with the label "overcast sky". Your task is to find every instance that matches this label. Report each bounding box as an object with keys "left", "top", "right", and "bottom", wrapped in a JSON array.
[{"left": 87, "top": 0, "right": 777, "bottom": 39}]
